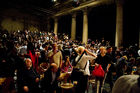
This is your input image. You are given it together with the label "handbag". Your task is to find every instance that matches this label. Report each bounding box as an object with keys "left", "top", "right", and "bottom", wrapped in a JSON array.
[{"left": 92, "top": 65, "right": 105, "bottom": 78}]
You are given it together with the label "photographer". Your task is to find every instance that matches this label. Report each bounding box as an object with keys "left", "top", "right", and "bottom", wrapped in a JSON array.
[{"left": 72, "top": 46, "right": 97, "bottom": 93}]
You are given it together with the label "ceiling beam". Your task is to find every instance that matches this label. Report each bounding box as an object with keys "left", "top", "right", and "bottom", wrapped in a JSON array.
[{"left": 53, "top": 0, "right": 114, "bottom": 17}]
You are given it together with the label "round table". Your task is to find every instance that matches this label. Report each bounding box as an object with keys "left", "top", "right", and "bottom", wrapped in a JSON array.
[{"left": 59, "top": 83, "right": 75, "bottom": 93}]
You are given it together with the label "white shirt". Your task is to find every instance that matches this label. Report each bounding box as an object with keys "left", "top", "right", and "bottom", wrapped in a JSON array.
[
  {"left": 83, "top": 60, "right": 90, "bottom": 76},
  {"left": 75, "top": 54, "right": 96, "bottom": 76},
  {"left": 138, "top": 50, "right": 140, "bottom": 56}
]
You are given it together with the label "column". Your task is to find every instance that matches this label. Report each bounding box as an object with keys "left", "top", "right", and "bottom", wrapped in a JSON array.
[
  {"left": 115, "top": 0, "right": 123, "bottom": 48},
  {"left": 54, "top": 17, "right": 58, "bottom": 35},
  {"left": 82, "top": 8, "right": 88, "bottom": 44},
  {"left": 71, "top": 13, "right": 76, "bottom": 40}
]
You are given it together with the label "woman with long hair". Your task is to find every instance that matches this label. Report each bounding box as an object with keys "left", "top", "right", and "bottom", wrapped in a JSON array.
[{"left": 61, "top": 56, "right": 73, "bottom": 73}]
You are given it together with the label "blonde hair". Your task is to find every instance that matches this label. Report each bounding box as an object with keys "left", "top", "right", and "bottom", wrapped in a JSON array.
[
  {"left": 77, "top": 46, "right": 85, "bottom": 54},
  {"left": 123, "top": 56, "right": 128, "bottom": 60},
  {"left": 100, "top": 46, "right": 107, "bottom": 54},
  {"left": 99, "top": 46, "right": 106, "bottom": 50}
]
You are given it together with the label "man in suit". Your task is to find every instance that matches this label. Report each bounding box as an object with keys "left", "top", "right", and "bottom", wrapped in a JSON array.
[{"left": 19, "top": 58, "right": 40, "bottom": 93}]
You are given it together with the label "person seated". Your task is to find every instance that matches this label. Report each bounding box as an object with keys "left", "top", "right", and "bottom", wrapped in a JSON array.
[
  {"left": 42, "top": 63, "right": 60, "bottom": 93},
  {"left": 18, "top": 58, "right": 40, "bottom": 93},
  {"left": 61, "top": 56, "right": 73, "bottom": 73}
]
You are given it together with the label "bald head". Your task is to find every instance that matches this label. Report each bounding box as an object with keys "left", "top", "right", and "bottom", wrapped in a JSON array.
[
  {"left": 50, "top": 63, "right": 58, "bottom": 72},
  {"left": 25, "top": 58, "right": 32, "bottom": 69},
  {"left": 51, "top": 63, "right": 58, "bottom": 68}
]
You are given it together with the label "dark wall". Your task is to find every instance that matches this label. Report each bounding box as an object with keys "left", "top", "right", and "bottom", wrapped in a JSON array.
[
  {"left": 58, "top": 15, "right": 71, "bottom": 36},
  {"left": 123, "top": 0, "right": 139, "bottom": 47},
  {"left": 0, "top": 8, "right": 47, "bottom": 32},
  {"left": 88, "top": 4, "right": 116, "bottom": 45},
  {"left": 76, "top": 11, "right": 83, "bottom": 41}
]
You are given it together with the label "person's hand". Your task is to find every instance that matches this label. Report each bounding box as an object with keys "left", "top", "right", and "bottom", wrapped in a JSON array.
[
  {"left": 106, "top": 69, "right": 109, "bottom": 73},
  {"left": 84, "top": 49, "right": 88, "bottom": 52},
  {"left": 23, "top": 86, "right": 29, "bottom": 92},
  {"left": 84, "top": 49, "right": 97, "bottom": 57},
  {"left": 95, "top": 63, "right": 99, "bottom": 67},
  {"left": 36, "top": 52, "right": 40, "bottom": 56}
]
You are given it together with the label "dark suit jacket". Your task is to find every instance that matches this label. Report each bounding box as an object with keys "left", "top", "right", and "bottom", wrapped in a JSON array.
[
  {"left": 19, "top": 67, "right": 40, "bottom": 93},
  {"left": 42, "top": 68, "right": 60, "bottom": 92}
]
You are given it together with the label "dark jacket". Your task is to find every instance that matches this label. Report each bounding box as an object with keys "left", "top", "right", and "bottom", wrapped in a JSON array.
[
  {"left": 42, "top": 68, "right": 60, "bottom": 92},
  {"left": 19, "top": 67, "right": 40, "bottom": 93}
]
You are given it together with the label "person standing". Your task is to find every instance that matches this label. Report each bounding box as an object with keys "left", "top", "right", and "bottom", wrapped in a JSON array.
[
  {"left": 73, "top": 46, "right": 97, "bottom": 93},
  {"left": 116, "top": 56, "right": 128, "bottom": 79},
  {"left": 48, "top": 43, "right": 63, "bottom": 68},
  {"left": 42, "top": 63, "right": 60, "bottom": 93},
  {"left": 94, "top": 46, "right": 111, "bottom": 93},
  {"left": 106, "top": 46, "right": 114, "bottom": 90}
]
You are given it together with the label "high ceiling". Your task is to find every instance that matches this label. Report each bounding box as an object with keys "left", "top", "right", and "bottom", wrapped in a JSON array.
[
  {"left": 0, "top": 0, "right": 82, "bottom": 17},
  {"left": 0, "top": 0, "right": 139, "bottom": 18},
  {"left": 0, "top": 0, "right": 56, "bottom": 17},
  {"left": 1, "top": 0, "right": 54, "bottom": 8}
]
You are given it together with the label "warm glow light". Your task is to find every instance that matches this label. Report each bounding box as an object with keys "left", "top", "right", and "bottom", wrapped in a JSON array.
[{"left": 52, "top": 0, "right": 56, "bottom": 2}]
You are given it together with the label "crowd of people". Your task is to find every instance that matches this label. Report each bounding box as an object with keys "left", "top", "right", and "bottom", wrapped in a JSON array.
[{"left": 0, "top": 29, "right": 140, "bottom": 93}]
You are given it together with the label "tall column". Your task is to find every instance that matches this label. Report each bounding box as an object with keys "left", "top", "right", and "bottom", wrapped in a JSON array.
[
  {"left": 115, "top": 0, "right": 123, "bottom": 48},
  {"left": 71, "top": 13, "right": 76, "bottom": 40},
  {"left": 82, "top": 8, "right": 88, "bottom": 44},
  {"left": 54, "top": 17, "right": 58, "bottom": 35}
]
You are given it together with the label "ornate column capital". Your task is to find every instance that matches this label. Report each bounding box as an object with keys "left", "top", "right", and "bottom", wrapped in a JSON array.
[
  {"left": 46, "top": 17, "right": 51, "bottom": 20},
  {"left": 54, "top": 17, "right": 58, "bottom": 22},
  {"left": 53, "top": 16, "right": 60, "bottom": 22},
  {"left": 116, "top": 0, "right": 124, "bottom": 5},
  {"left": 82, "top": 7, "right": 89, "bottom": 15},
  {"left": 71, "top": 12, "right": 77, "bottom": 18}
]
